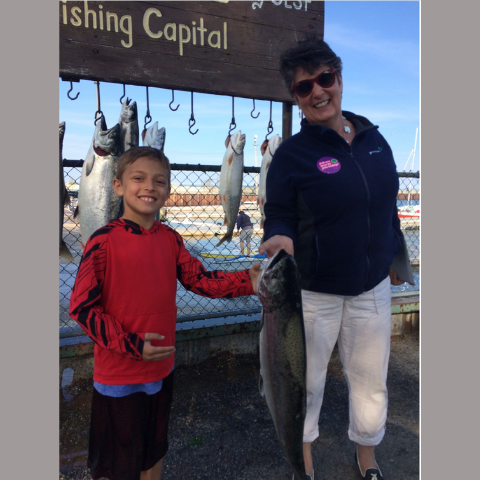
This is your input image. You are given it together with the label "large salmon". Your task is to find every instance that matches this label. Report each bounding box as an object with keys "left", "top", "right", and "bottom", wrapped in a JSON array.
[
  {"left": 75, "top": 116, "right": 122, "bottom": 247},
  {"left": 257, "top": 134, "right": 282, "bottom": 229},
  {"left": 59, "top": 122, "right": 74, "bottom": 261},
  {"left": 258, "top": 249, "right": 308, "bottom": 480},
  {"left": 216, "top": 130, "right": 246, "bottom": 247},
  {"left": 142, "top": 121, "right": 166, "bottom": 151}
]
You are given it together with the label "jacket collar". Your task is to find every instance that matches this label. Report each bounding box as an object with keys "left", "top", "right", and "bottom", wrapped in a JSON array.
[
  {"left": 300, "top": 110, "right": 378, "bottom": 141},
  {"left": 119, "top": 218, "right": 162, "bottom": 235}
]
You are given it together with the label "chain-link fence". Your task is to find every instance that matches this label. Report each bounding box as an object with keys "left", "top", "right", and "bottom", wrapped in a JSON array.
[
  {"left": 396, "top": 171, "right": 420, "bottom": 294},
  {"left": 60, "top": 164, "right": 419, "bottom": 338}
]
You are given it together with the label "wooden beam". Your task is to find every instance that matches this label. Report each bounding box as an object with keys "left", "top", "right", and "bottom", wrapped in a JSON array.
[
  {"left": 60, "top": 1, "right": 324, "bottom": 102},
  {"left": 282, "top": 101, "right": 293, "bottom": 140}
]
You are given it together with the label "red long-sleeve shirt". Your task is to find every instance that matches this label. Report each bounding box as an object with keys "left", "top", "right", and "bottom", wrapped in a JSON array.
[{"left": 69, "top": 218, "right": 254, "bottom": 384}]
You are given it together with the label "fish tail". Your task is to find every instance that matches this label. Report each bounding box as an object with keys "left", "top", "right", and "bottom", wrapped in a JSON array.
[
  {"left": 215, "top": 232, "right": 233, "bottom": 247},
  {"left": 60, "top": 241, "right": 74, "bottom": 262}
]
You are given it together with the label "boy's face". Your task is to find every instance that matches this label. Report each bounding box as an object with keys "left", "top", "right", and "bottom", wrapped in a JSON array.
[{"left": 113, "top": 156, "right": 170, "bottom": 229}]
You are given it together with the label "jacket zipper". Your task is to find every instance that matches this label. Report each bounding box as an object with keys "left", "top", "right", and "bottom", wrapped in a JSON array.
[{"left": 341, "top": 132, "right": 373, "bottom": 291}]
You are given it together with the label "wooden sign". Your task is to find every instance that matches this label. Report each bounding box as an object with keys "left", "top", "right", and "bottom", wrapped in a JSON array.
[{"left": 59, "top": 1, "right": 324, "bottom": 102}]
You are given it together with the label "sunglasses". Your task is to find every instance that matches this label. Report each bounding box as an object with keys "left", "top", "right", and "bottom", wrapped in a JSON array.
[{"left": 292, "top": 69, "right": 337, "bottom": 97}]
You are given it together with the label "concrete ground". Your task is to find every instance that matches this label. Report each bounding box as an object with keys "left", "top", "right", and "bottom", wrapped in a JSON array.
[{"left": 60, "top": 332, "right": 419, "bottom": 480}]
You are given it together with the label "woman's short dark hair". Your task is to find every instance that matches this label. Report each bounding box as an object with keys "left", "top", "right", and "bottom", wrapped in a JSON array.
[{"left": 279, "top": 34, "right": 343, "bottom": 96}]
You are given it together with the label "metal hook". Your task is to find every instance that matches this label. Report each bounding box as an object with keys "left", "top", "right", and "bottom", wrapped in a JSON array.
[
  {"left": 265, "top": 101, "right": 274, "bottom": 140},
  {"left": 119, "top": 84, "right": 126, "bottom": 104},
  {"left": 144, "top": 86, "right": 152, "bottom": 130},
  {"left": 228, "top": 96, "right": 237, "bottom": 136},
  {"left": 251, "top": 99, "right": 260, "bottom": 119},
  {"left": 189, "top": 92, "right": 199, "bottom": 135},
  {"left": 94, "top": 112, "right": 104, "bottom": 125},
  {"left": 94, "top": 81, "right": 103, "bottom": 124},
  {"left": 67, "top": 81, "right": 80, "bottom": 100},
  {"left": 169, "top": 90, "right": 180, "bottom": 111}
]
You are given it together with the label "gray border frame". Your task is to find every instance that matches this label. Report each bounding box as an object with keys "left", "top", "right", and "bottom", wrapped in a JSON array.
[{"left": 8, "top": 0, "right": 479, "bottom": 477}]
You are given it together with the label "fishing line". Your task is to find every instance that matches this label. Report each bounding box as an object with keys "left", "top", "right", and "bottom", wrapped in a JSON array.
[
  {"left": 188, "top": 92, "right": 199, "bottom": 135},
  {"left": 228, "top": 96, "right": 237, "bottom": 136},
  {"left": 265, "top": 101, "right": 274, "bottom": 140},
  {"left": 119, "top": 84, "right": 126, "bottom": 104},
  {"left": 144, "top": 86, "right": 152, "bottom": 130},
  {"left": 94, "top": 81, "right": 103, "bottom": 124}
]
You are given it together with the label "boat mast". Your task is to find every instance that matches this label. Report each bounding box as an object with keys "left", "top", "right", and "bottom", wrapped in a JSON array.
[{"left": 406, "top": 127, "right": 419, "bottom": 205}]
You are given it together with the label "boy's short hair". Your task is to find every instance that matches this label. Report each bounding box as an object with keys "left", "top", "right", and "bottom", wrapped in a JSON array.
[{"left": 116, "top": 147, "right": 171, "bottom": 191}]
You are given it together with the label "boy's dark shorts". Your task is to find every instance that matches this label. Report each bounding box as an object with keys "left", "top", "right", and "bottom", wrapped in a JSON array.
[{"left": 87, "top": 371, "right": 174, "bottom": 480}]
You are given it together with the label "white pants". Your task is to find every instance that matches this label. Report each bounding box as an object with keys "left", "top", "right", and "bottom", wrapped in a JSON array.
[{"left": 302, "top": 276, "right": 392, "bottom": 446}]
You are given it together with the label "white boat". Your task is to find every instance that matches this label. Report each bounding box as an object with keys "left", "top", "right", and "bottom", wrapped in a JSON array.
[
  {"left": 398, "top": 204, "right": 420, "bottom": 218},
  {"left": 399, "top": 128, "right": 420, "bottom": 219}
]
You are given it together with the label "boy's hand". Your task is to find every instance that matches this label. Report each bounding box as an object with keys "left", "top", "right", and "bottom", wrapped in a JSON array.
[
  {"left": 142, "top": 333, "right": 175, "bottom": 362},
  {"left": 248, "top": 263, "right": 262, "bottom": 294}
]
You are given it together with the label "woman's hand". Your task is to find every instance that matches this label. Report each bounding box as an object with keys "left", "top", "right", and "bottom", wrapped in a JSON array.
[
  {"left": 248, "top": 263, "right": 262, "bottom": 294},
  {"left": 389, "top": 269, "right": 404, "bottom": 286},
  {"left": 389, "top": 268, "right": 415, "bottom": 286},
  {"left": 142, "top": 333, "right": 175, "bottom": 362},
  {"left": 258, "top": 235, "right": 294, "bottom": 258}
]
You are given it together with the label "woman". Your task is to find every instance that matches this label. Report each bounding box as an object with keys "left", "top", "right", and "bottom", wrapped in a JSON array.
[{"left": 258, "top": 36, "right": 413, "bottom": 480}]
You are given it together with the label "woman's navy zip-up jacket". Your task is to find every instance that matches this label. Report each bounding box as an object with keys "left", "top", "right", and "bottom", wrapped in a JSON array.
[{"left": 263, "top": 111, "right": 403, "bottom": 296}]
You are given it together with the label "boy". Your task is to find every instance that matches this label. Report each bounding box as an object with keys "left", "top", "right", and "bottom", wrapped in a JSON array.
[{"left": 69, "top": 147, "right": 260, "bottom": 480}]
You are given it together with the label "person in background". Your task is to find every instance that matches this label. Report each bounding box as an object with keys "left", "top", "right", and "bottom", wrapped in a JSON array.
[
  {"left": 236, "top": 209, "right": 254, "bottom": 256},
  {"left": 70, "top": 147, "right": 260, "bottom": 480},
  {"left": 259, "top": 35, "right": 414, "bottom": 480}
]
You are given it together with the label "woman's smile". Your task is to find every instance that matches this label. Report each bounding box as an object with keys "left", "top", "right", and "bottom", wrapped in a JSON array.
[{"left": 293, "top": 65, "right": 343, "bottom": 128}]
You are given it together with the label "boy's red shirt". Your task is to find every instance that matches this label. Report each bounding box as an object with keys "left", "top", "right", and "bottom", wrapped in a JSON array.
[{"left": 69, "top": 219, "right": 254, "bottom": 384}]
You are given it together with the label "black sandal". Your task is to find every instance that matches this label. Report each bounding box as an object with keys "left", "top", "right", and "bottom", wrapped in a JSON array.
[{"left": 354, "top": 448, "right": 384, "bottom": 479}]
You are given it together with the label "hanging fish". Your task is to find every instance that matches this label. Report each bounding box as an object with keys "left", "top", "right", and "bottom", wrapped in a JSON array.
[
  {"left": 75, "top": 116, "right": 122, "bottom": 247},
  {"left": 119, "top": 98, "right": 139, "bottom": 154},
  {"left": 216, "top": 130, "right": 246, "bottom": 247},
  {"left": 142, "top": 121, "right": 166, "bottom": 151},
  {"left": 142, "top": 121, "right": 167, "bottom": 222},
  {"left": 257, "top": 134, "right": 282, "bottom": 230},
  {"left": 59, "top": 122, "right": 74, "bottom": 262}
]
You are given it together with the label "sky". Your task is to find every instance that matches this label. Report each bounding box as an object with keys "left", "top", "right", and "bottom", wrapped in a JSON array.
[{"left": 59, "top": 1, "right": 420, "bottom": 182}]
